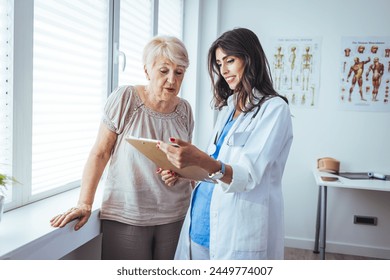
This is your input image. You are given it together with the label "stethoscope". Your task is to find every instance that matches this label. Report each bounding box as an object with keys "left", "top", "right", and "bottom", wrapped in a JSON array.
[{"left": 207, "top": 104, "right": 262, "bottom": 155}]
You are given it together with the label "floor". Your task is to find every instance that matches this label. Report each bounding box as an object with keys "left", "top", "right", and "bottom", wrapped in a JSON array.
[{"left": 284, "top": 247, "right": 384, "bottom": 260}]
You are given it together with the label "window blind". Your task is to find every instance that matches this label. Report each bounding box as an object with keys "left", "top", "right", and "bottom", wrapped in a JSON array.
[
  {"left": 118, "top": 0, "right": 152, "bottom": 87},
  {"left": 0, "top": 0, "right": 13, "bottom": 196},
  {"left": 32, "top": 0, "right": 109, "bottom": 194},
  {"left": 158, "top": 0, "right": 183, "bottom": 39}
]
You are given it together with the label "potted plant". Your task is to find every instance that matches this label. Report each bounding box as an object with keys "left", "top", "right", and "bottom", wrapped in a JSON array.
[{"left": 0, "top": 173, "right": 17, "bottom": 222}]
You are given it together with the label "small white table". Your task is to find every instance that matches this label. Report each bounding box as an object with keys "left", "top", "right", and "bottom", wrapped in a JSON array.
[{"left": 312, "top": 169, "right": 390, "bottom": 260}]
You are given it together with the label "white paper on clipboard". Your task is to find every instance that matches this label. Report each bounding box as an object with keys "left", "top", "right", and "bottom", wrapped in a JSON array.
[{"left": 125, "top": 135, "right": 215, "bottom": 183}]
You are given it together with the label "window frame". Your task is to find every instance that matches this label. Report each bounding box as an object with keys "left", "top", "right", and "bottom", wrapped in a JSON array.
[
  {"left": 0, "top": 0, "right": 14, "bottom": 203},
  {"left": 7, "top": 0, "right": 184, "bottom": 211}
]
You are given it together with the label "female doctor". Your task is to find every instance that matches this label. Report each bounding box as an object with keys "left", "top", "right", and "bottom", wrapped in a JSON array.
[{"left": 158, "top": 28, "right": 293, "bottom": 260}]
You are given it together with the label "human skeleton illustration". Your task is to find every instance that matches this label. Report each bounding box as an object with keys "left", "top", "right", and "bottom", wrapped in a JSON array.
[
  {"left": 301, "top": 46, "right": 313, "bottom": 91},
  {"left": 273, "top": 46, "right": 284, "bottom": 90}
]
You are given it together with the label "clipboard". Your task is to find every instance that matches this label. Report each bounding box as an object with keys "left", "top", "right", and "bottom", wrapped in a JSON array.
[{"left": 125, "top": 136, "right": 216, "bottom": 183}]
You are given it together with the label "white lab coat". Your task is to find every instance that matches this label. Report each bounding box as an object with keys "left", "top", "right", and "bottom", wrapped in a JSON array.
[{"left": 174, "top": 92, "right": 293, "bottom": 260}]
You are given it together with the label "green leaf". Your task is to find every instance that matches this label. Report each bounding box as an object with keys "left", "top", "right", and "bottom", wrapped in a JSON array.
[{"left": 0, "top": 173, "right": 18, "bottom": 187}]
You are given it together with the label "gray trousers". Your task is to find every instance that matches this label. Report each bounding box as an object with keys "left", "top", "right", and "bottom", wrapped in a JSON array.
[{"left": 101, "top": 219, "right": 184, "bottom": 260}]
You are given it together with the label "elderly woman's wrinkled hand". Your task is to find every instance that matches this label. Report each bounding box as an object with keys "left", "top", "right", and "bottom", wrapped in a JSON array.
[
  {"left": 50, "top": 204, "right": 92, "bottom": 231},
  {"left": 156, "top": 168, "right": 178, "bottom": 187}
]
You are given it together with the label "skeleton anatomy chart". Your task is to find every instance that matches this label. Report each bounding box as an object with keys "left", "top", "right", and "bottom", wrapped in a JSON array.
[
  {"left": 269, "top": 37, "right": 321, "bottom": 108},
  {"left": 340, "top": 37, "right": 390, "bottom": 112}
]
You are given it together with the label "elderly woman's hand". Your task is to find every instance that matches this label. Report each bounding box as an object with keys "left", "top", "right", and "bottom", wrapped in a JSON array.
[
  {"left": 156, "top": 168, "right": 178, "bottom": 187},
  {"left": 50, "top": 203, "right": 92, "bottom": 231}
]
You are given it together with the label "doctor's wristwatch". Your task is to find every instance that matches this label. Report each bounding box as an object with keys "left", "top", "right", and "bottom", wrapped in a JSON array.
[{"left": 208, "top": 160, "right": 225, "bottom": 180}]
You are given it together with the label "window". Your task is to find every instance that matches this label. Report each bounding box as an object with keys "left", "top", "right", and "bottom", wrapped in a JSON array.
[
  {"left": 0, "top": 0, "right": 13, "bottom": 202},
  {"left": 5, "top": 0, "right": 184, "bottom": 211},
  {"left": 31, "top": 0, "right": 109, "bottom": 196},
  {"left": 117, "top": 0, "right": 184, "bottom": 86},
  {"left": 117, "top": 0, "right": 152, "bottom": 86},
  {"left": 158, "top": 0, "right": 183, "bottom": 38}
]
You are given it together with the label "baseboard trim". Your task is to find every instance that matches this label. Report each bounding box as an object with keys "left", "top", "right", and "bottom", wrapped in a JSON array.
[{"left": 285, "top": 237, "right": 390, "bottom": 259}]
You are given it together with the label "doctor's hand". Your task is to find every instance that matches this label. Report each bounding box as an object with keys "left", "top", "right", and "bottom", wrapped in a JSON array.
[{"left": 157, "top": 138, "right": 205, "bottom": 169}]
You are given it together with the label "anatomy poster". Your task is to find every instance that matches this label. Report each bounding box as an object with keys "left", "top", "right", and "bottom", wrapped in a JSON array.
[
  {"left": 339, "top": 37, "right": 390, "bottom": 112},
  {"left": 269, "top": 37, "right": 322, "bottom": 108}
]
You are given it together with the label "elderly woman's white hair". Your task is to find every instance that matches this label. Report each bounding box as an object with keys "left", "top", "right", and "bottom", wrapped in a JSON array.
[{"left": 143, "top": 35, "right": 189, "bottom": 72}]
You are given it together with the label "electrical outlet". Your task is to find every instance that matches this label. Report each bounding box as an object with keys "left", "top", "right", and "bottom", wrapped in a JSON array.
[{"left": 353, "top": 215, "right": 377, "bottom": 226}]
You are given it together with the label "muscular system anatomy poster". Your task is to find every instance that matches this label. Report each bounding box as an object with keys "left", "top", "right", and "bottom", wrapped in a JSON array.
[
  {"left": 340, "top": 36, "right": 390, "bottom": 112},
  {"left": 269, "top": 37, "right": 322, "bottom": 108}
]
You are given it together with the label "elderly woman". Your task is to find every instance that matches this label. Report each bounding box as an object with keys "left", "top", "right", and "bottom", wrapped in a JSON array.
[{"left": 50, "top": 36, "right": 194, "bottom": 260}]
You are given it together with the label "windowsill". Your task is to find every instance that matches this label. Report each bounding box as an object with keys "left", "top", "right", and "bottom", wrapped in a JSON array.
[{"left": 0, "top": 184, "right": 104, "bottom": 260}]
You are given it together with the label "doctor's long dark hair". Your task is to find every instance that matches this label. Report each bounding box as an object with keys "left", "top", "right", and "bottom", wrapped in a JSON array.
[{"left": 208, "top": 27, "right": 288, "bottom": 112}]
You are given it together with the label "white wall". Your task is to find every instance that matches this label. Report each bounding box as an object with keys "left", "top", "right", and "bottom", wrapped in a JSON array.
[{"left": 184, "top": 0, "right": 390, "bottom": 259}]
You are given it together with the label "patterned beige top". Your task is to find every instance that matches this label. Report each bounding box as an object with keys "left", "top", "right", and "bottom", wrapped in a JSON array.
[{"left": 100, "top": 86, "right": 194, "bottom": 226}]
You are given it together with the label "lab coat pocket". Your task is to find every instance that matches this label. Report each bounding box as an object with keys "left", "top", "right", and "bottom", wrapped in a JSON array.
[
  {"left": 228, "top": 131, "right": 251, "bottom": 147},
  {"left": 233, "top": 199, "right": 267, "bottom": 251}
]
